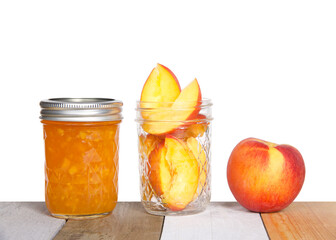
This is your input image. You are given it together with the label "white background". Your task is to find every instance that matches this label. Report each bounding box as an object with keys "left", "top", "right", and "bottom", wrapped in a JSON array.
[{"left": 0, "top": 0, "right": 335, "bottom": 202}]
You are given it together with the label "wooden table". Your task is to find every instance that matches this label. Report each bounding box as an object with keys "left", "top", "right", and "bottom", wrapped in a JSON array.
[{"left": 0, "top": 202, "right": 335, "bottom": 240}]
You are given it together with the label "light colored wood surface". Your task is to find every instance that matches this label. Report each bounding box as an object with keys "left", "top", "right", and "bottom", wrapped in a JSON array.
[
  {"left": 261, "top": 202, "right": 336, "bottom": 240},
  {"left": 161, "top": 202, "right": 268, "bottom": 240},
  {"left": 53, "top": 202, "right": 164, "bottom": 240},
  {"left": 0, "top": 202, "right": 65, "bottom": 240}
]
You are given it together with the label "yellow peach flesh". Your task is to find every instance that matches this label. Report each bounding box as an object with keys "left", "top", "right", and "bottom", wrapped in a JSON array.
[
  {"left": 148, "top": 136, "right": 199, "bottom": 211},
  {"left": 187, "top": 137, "right": 207, "bottom": 198},
  {"left": 140, "top": 64, "right": 180, "bottom": 104},
  {"left": 143, "top": 79, "right": 202, "bottom": 135}
]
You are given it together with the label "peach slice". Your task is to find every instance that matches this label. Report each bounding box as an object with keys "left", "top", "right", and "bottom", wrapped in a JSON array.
[
  {"left": 143, "top": 79, "right": 202, "bottom": 135},
  {"left": 139, "top": 134, "right": 163, "bottom": 201},
  {"left": 187, "top": 137, "right": 207, "bottom": 198},
  {"left": 186, "top": 114, "right": 208, "bottom": 138},
  {"left": 138, "top": 134, "right": 162, "bottom": 156},
  {"left": 140, "top": 64, "right": 181, "bottom": 111},
  {"left": 148, "top": 142, "right": 171, "bottom": 197},
  {"left": 171, "top": 114, "right": 208, "bottom": 138},
  {"left": 148, "top": 136, "right": 199, "bottom": 211}
]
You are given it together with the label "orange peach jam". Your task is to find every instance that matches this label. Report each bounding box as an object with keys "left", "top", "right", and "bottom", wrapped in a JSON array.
[
  {"left": 42, "top": 120, "right": 120, "bottom": 217},
  {"left": 40, "top": 97, "right": 123, "bottom": 219}
]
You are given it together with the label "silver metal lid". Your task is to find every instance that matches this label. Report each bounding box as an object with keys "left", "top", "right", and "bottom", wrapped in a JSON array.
[{"left": 40, "top": 98, "right": 123, "bottom": 122}]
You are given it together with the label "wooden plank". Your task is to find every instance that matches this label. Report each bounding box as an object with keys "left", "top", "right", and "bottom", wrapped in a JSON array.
[
  {"left": 261, "top": 202, "right": 336, "bottom": 240},
  {"left": 0, "top": 202, "right": 65, "bottom": 240},
  {"left": 161, "top": 202, "right": 268, "bottom": 240},
  {"left": 54, "top": 202, "right": 164, "bottom": 240}
]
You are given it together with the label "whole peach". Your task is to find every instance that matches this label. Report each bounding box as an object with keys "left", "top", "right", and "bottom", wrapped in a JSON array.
[{"left": 227, "top": 138, "right": 305, "bottom": 212}]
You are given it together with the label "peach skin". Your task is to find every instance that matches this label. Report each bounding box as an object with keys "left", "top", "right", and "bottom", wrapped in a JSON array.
[{"left": 227, "top": 138, "right": 305, "bottom": 212}]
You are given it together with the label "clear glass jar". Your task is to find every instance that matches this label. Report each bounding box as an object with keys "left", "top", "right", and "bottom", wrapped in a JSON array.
[
  {"left": 136, "top": 99, "right": 212, "bottom": 215},
  {"left": 40, "top": 98, "right": 122, "bottom": 219}
]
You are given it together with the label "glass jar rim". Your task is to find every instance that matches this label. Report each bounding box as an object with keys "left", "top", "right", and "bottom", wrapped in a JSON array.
[
  {"left": 135, "top": 98, "right": 213, "bottom": 123},
  {"left": 136, "top": 98, "right": 212, "bottom": 110}
]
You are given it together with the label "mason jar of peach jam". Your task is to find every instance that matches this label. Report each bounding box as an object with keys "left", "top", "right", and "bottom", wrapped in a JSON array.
[{"left": 40, "top": 98, "right": 122, "bottom": 219}]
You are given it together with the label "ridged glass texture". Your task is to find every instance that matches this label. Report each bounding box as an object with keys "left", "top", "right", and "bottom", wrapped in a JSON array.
[
  {"left": 136, "top": 100, "right": 212, "bottom": 216},
  {"left": 42, "top": 120, "right": 120, "bottom": 219}
]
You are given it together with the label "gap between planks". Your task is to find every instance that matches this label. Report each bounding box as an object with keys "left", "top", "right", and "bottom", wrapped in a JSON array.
[{"left": 260, "top": 212, "right": 271, "bottom": 239}]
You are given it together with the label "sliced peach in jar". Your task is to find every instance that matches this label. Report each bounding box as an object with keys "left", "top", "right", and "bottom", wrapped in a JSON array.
[
  {"left": 187, "top": 137, "right": 207, "bottom": 199},
  {"left": 185, "top": 114, "right": 208, "bottom": 138},
  {"left": 164, "top": 136, "right": 199, "bottom": 211},
  {"left": 143, "top": 79, "right": 202, "bottom": 135},
  {"left": 140, "top": 63, "right": 181, "bottom": 115},
  {"left": 148, "top": 136, "right": 199, "bottom": 211},
  {"left": 148, "top": 142, "right": 171, "bottom": 197},
  {"left": 139, "top": 134, "right": 163, "bottom": 201},
  {"left": 170, "top": 114, "right": 208, "bottom": 139},
  {"left": 138, "top": 134, "right": 162, "bottom": 156}
]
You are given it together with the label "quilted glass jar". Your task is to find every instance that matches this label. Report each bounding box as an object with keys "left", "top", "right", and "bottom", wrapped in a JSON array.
[
  {"left": 40, "top": 98, "right": 122, "bottom": 219},
  {"left": 136, "top": 99, "right": 212, "bottom": 215}
]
